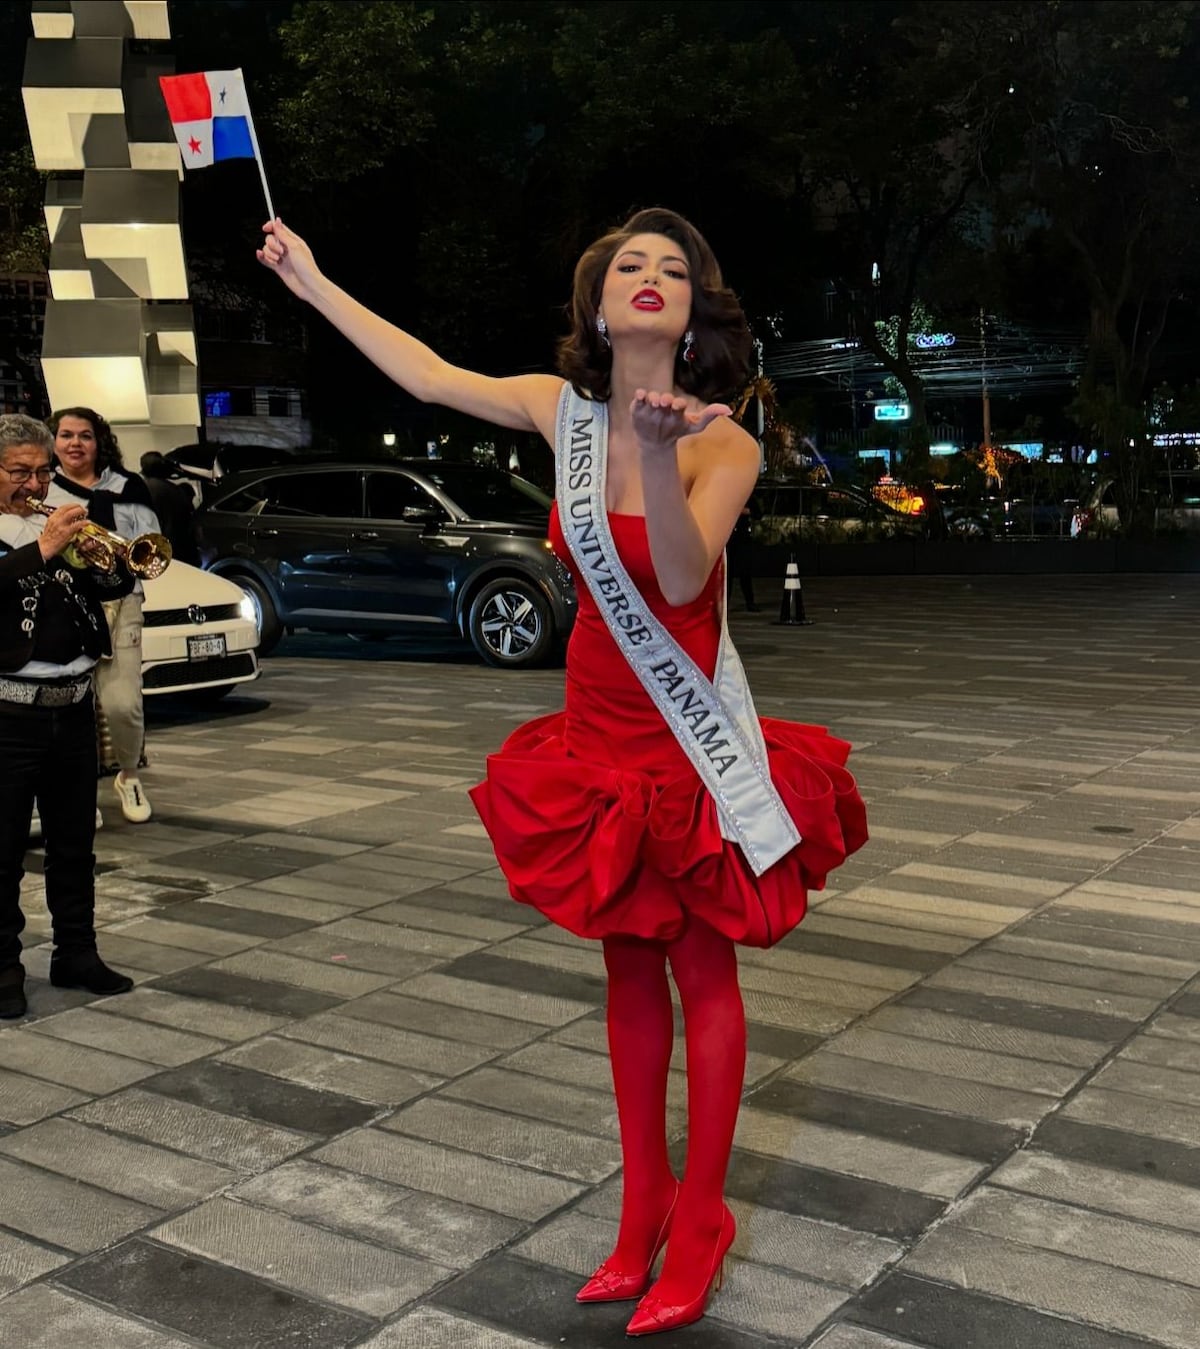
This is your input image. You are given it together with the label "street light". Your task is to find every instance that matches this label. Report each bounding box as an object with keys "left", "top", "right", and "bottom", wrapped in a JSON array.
[{"left": 382, "top": 431, "right": 396, "bottom": 448}]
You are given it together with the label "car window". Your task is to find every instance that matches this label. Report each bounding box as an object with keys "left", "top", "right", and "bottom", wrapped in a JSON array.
[
  {"left": 822, "top": 492, "right": 862, "bottom": 520},
  {"left": 366, "top": 472, "right": 447, "bottom": 521},
  {"left": 235, "top": 471, "right": 362, "bottom": 518},
  {"left": 1158, "top": 475, "right": 1200, "bottom": 507},
  {"left": 418, "top": 467, "right": 551, "bottom": 524}
]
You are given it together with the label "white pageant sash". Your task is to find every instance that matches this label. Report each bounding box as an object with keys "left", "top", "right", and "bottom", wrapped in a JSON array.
[{"left": 556, "top": 386, "right": 800, "bottom": 876}]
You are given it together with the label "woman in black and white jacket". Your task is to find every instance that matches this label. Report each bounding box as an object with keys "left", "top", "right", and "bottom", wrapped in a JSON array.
[{"left": 45, "top": 407, "right": 160, "bottom": 823}]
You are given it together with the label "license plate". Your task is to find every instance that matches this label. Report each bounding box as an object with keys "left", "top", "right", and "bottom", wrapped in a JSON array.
[{"left": 188, "top": 634, "right": 226, "bottom": 660}]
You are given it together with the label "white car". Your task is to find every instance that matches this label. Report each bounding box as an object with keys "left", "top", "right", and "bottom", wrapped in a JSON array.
[{"left": 141, "top": 560, "right": 260, "bottom": 699}]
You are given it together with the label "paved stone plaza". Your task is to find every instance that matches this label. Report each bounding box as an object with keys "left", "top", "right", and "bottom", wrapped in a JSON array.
[{"left": 2, "top": 573, "right": 1200, "bottom": 1349}]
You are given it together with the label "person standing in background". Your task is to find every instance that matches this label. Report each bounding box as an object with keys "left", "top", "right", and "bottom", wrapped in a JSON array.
[{"left": 46, "top": 408, "right": 158, "bottom": 823}]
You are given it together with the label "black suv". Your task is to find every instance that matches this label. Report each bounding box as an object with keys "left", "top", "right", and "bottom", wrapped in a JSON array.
[{"left": 196, "top": 460, "right": 576, "bottom": 668}]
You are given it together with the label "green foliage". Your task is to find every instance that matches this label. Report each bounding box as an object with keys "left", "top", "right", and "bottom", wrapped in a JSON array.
[{"left": 274, "top": 1, "right": 436, "bottom": 180}]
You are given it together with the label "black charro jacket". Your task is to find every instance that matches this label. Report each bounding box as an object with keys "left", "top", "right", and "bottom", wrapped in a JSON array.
[{"left": 0, "top": 518, "right": 134, "bottom": 675}]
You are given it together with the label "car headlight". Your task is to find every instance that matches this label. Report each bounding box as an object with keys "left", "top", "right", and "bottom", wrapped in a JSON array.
[{"left": 238, "top": 592, "right": 259, "bottom": 629}]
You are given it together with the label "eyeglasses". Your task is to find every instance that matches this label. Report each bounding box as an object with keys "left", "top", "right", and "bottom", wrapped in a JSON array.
[{"left": 1, "top": 466, "right": 54, "bottom": 485}]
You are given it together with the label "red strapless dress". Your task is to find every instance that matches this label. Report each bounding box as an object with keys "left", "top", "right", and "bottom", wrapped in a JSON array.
[{"left": 468, "top": 506, "right": 868, "bottom": 947}]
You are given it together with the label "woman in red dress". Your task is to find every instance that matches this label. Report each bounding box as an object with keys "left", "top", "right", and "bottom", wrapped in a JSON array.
[{"left": 259, "top": 208, "right": 867, "bottom": 1336}]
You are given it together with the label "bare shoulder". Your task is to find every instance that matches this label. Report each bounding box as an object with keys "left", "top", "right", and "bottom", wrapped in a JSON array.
[{"left": 684, "top": 413, "right": 760, "bottom": 472}]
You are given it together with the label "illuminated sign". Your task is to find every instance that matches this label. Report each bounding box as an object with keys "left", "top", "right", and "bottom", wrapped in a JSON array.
[
  {"left": 914, "top": 332, "right": 956, "bottom": 349},
  {"left": 874, "top": 401, "right": 910, "bottom": 422}
]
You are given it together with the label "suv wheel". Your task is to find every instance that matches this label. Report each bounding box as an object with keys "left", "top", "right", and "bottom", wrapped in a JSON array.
[{"left": 468, "top": 577, "right": 553, "bottom": 668}]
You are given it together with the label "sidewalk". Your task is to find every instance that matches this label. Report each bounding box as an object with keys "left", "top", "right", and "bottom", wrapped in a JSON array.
[{"left": 1, "top": 573, "right": 1199, "bottom": 1348}]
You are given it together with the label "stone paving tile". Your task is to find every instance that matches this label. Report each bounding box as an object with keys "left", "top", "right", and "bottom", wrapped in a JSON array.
[
  {"left": 217, "top": 1034, "right": 440, "bottom": 1106},
  {"left": 153, "top": 898, "right": 318, "bottom": 938},
  {"left": 0, "top": 1228, "right": 69, "bottom": 1297},
  {"left": 735, "top": 1105, "right": 986, "bottom": 1199},
  {"left": 0, "top": 1066, "right": 91, "bottom": 1126},
  {"left": 441, "top": 1066, "right": 622, "bottom": 1138},
  {"left": 26, "top": 1007, "right": 227, "bottom": 1066},
  {"left": 0, "top": 1116, "right": 238, "bottom": 1209},
  {"left": 330, "top": 988, "right": 544, "bottom": 1049},
  {"left": 209, "top": 948, "right": 401, "bottom": 997},
  {"left": 850, "top": 1271, "right": 1175, "bottom": 1349},
  {"left": 724, "top": 1147, "right": 946, "bottom": 1241},
  {"left": 0, "top": 1026, "right": 157, "bottom": 1095},
  {"left": 786, "top": 1050, "right": 1057, "bottom": 1128},
  {"left": 952, "top": 1184, "right": 1200, "bottom": 1286},
  {"left": 0, "top": 1284, "right": 200, "bottom": 1349},
  {"left": 748, "top": 1079, "right": 1022, "bottom": 1163},
  {"left": 393, "top": 971, "right": 597, "bottom": 1026},
  {"left": 383, "top": 1095, "right": 622, "bottom": 1182},
  {"left": 56, "top": 1239, "right": 374, "bottom": 1348},
  {"left": 68, "top": 1087, "right": 316, "bottom": 1171},
  {"left": 153, "top": 1196, "right": 453, "bottom": 1316},
  {"left": 354, "top": 1307, "right": 548, "bottom": 1347},
  {"left": 149, "top": 966, "right": 343, "bottom": 1018},
  {"left": 143, "top": 1059, "right": 377, "bottom": 1135},
  {"left": 902, "top": 1225, "right": 1199, "bottom": 1348},
  {"left": 233, "top": 1158, "right": 522, "bottom": 1267},
  {"left": 1060, "top": 1087, "right": 1200, "bottom": 1149},
  {"left": 811, "top": 1329, "right": 923, "bottom": 1349},
  {"left": 827, "top": 1025, "right": 1087, "bottom": 1095},
  {"left": 276, "top": 1010, "right": 499, "bottom": 1077},
  {"left": 864, "top": 1003, "right": 1111, "bottom": 1067},
  {"left": 897, "top": 984, "right": 1136, "bottom": 1042},
  {"left": 0, "top": 1154, "right": 163, "bottom": 1253},
  {"left": 98, "top": 986, "right": 290, "bottom": 1041},
  {"left": 314, "top": 1127, "right": 585, "bottom": 1220}
]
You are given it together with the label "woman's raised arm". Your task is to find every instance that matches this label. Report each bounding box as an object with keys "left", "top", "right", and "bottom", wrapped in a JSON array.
[{"left": 257, "top": 220, "right": 561, "bottom": 438}]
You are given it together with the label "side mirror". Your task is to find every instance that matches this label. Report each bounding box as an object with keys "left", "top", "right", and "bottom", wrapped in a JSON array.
[{"left": 402, "top": 504, "right": 442, "bottom": 526}]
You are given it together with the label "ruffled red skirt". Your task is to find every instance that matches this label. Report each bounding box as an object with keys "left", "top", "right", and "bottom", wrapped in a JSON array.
[{"left": 470, "top": 712, "right": 866, "bottom": 948}]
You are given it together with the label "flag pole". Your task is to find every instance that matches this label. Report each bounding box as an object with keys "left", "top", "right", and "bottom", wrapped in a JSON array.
[{"left": 238, "top": 68, "right": 276, "bottom": 221}]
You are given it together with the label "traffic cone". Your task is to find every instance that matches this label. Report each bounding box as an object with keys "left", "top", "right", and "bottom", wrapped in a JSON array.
[{"left": 774, "top": 555, "right": 815, "bottom": 626}]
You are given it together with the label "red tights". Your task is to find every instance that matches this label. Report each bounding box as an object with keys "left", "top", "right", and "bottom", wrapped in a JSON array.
[{"left": 602, "top": 918, "right": 746, "bottom": 1289}]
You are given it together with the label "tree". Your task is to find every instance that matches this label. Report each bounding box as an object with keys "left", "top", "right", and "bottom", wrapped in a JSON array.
[
  {"left": 793, "top": 1, "right": 1016, "bottom": 468},
  {"left": 994, "top": 0, "right": 1200, "bottom": 523}
]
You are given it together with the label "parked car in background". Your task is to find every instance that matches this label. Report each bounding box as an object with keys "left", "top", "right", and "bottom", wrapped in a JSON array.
[
  {"left": 163, "top": 444, "right": 322, "bottom": 508},
  {"left": 998, "top": 464, "right": 1089, "bottom": 538},
  {"left": 141, "top": 560, "right": 261, "bottom": 699},
  {"left": 1072, "top": 471, "right": 1200, "bottom": 537},
  {"left": 196, "top": 460, "right": 576, "bottom": 668},
  {"left": 751, "top": 480, "right": 925, "bottom": 545}
]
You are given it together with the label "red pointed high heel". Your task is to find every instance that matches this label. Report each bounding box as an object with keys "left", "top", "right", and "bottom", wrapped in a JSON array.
[
  {"left": 624, "top": 1204, "right": 736, "bottom": 1336},
  {"left": 576, "top": 1186, "right": 680, "bottom": 1304}
]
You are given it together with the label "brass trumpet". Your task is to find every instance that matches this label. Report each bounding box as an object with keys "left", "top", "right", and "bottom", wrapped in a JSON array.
[{"left": 29, "top": 499, "right": 173, "bottom": 580}]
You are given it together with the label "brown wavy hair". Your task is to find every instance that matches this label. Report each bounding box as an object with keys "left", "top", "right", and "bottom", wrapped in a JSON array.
[
  {"left": 48, "top": 406, "right": 125, "bottom": 475},
  {"left": 557, "top": 208, "right": 753, "bottom": 404}
]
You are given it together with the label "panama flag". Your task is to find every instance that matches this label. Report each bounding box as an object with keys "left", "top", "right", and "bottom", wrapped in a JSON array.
[{"left": 159, "top": 69, "right": 256, "bottom": 170}]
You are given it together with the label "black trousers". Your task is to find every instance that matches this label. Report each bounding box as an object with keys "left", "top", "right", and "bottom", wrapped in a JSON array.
[
  {"left": 0, "top": 694, "right": 98, "bottom": 969},
  {"left": 726, "top": 539, "right": 756, "bottom": 608}
]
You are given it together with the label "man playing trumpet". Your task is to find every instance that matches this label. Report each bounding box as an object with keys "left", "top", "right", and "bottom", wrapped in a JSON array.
[{"left": 0, "top": 414, "right": 134, "bottom": 1019}]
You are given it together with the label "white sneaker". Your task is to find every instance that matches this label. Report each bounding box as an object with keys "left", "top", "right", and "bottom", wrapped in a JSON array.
[{"left": 113, "top": 774, "right": 152, "bottom": 823}]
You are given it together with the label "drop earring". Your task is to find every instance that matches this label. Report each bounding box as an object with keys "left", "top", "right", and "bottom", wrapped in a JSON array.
[
  {"left": 682, "top": 330, "right": 696, "bottom": 363},
  {"left": 597, "top": 315, "right": 610, "bottom": 347}
]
